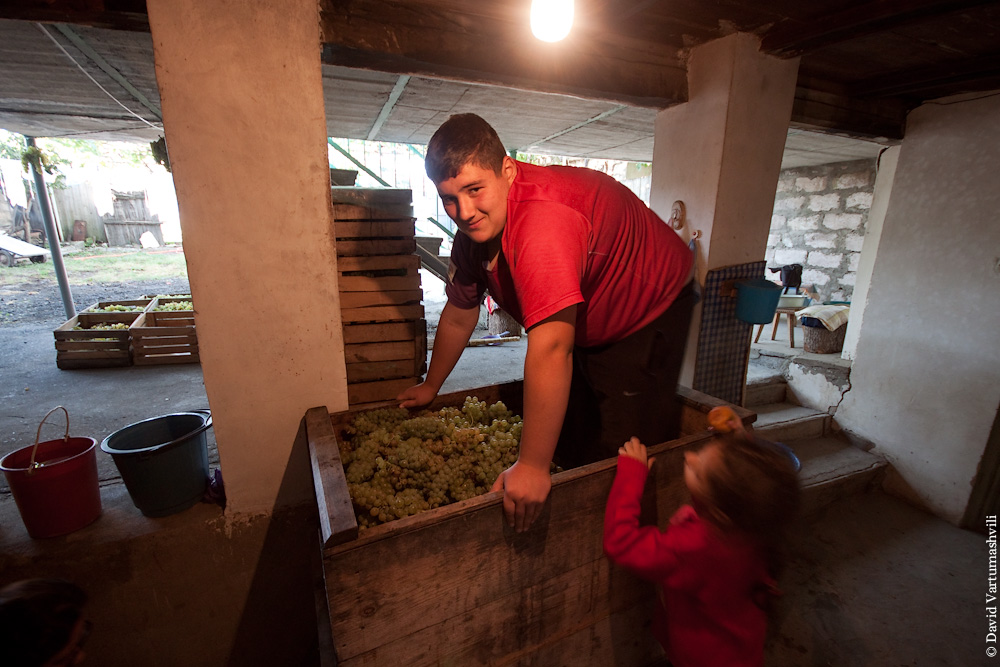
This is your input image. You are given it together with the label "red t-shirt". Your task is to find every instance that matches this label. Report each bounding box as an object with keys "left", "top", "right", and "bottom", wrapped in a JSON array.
[
  {"left": 445, "top": 161, "right": 693, "bottom": 347},
  {"left": 603, "top": 456, "right": 771, "bottom": 667}
]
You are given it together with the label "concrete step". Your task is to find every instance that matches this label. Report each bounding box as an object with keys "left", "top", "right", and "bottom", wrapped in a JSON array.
[
  {"left": 744, "top": 378, "right": 787, "bottom": 407},
  {"left": 751, "top": 401, "right": 829, "bottom": 441},
  {"left": 785, "top": 435, "right": 888, "bottom": 517}
]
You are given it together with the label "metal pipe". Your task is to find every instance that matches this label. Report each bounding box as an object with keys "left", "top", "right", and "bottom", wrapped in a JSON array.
[{"left": 25, "top": 136, "right": 75, "bottom": 319}]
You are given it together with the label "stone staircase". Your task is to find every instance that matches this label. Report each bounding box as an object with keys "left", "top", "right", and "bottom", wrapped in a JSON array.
[{"left": 745, "top": 377, "right": 887, "bottom": 516}]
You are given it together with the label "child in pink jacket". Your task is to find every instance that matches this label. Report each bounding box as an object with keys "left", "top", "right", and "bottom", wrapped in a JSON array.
[{"left": 603, "top": 408, "right": 800, "bottom": 666}]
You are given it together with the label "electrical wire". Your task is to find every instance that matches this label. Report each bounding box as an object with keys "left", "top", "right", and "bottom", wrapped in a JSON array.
[{"left": 35, "top": 23, "right": 163, "bottom": 132}]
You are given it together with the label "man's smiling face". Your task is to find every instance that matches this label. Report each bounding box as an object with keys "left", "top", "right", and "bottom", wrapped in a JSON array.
[{"left": 435, "top": 157, "right": 516, "bottom": 246}]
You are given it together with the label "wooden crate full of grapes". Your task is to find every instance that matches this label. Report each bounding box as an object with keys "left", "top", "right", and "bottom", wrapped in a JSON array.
[
  {"left": 306, "top": 381, "right": 754, "bottom": 667},
  {"left": 53, "top": 310, "right": 139, "bottom": 369},
  {"left": 130, "top": 295, "right": 199, "bottom": 365},
  {"left": 80, "top": 298, "right": 153, "bottom": 323},
  {"left": 332, "top": 188, "right": 427, "bottom": 406}
]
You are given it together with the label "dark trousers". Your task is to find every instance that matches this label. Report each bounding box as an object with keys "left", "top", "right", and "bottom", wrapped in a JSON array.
[{"left": 554, "top": 281, "right": 698, "bottom": 469}]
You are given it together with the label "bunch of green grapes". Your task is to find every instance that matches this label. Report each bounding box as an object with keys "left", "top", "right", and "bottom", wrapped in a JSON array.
[
  {"left": 341, "top": 396, "right": 534, "bottom": 530},
  {"left": 153, "top": 300, "right": 193, "bottom": 311},
  {"left": 94, "top": 304, "right": 143, "bottom": 312},
  {"left": 73, "top": 322, "right": 129, "bottom": 331}
]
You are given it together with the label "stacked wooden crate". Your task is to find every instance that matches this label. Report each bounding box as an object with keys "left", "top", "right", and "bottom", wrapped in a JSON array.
[
  {"left": 53, "top": 299, "right": 150, "bottom": 369},
  {"left": 332, "top": 188, "right": 427, "bottom": 407},
  {"left": 130, "top": 295, "right": 199, "bottom": 365}
]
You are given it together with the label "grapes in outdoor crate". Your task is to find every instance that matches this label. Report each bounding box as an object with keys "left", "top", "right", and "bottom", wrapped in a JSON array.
[
  {"left": 153, "top": 300, "right": 193, "bottom": 311},
  {"left": 93, "top": 304, "right": 143, "bottom": 312}
]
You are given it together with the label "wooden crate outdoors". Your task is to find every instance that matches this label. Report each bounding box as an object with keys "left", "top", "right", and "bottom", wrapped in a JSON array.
[
  {"left": 332, "top": 188, "right": 427, "bottom": 406},
  {"left": 144, "top": 295, "right": 195, "bottom": 327},
  {"left": 306, "top": 382, "right": 754, "bottom": 667},
  {"left": 54, "top": 311, "right": 137, "bottom": 369},
  {"left": 80, "top": 298, "right": 153, "bottom": 324},
  {"left": 130, "top": 297, "right": 199, "bottom": 365}
]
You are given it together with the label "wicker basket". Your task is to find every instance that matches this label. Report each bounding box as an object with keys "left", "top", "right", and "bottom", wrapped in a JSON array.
[{"left": 803, "top": 324, "right": 846, "bottom": 354}]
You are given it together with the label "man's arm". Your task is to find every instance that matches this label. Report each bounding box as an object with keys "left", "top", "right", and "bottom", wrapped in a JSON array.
[
  {"left": 397, "top": 300, "right": 480, "bottom": 408},
  {"left": 490, "top": 305, "right": 576, "bottom": 532}
]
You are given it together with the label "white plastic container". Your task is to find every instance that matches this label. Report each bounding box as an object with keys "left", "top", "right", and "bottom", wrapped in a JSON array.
[{"left": 778, "top": 293, "right": 809, "bottom": 309}]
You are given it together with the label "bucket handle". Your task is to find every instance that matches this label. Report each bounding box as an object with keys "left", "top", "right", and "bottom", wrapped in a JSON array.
[{"left": 28, "top": 406, "right": 70, "bottom": 474}]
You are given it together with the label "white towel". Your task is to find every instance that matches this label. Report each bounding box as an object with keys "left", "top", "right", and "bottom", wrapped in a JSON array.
[{"left": 796, "top": 304, "right": 850, "bottom": 331}]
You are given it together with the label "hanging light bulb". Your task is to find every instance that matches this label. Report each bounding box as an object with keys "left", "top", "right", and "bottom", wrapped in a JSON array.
[{"left": 530, "top": 0, "right": 574, "bottom": 42}]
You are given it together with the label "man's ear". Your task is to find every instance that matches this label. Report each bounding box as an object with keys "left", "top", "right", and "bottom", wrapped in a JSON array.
[{"left": 502, "top": 156, "right": 517, "bottom": 185}]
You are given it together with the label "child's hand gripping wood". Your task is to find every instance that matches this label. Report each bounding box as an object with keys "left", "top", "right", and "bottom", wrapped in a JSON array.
[{"left": 619, "top": 436, "right": 655, "bottom": 471}]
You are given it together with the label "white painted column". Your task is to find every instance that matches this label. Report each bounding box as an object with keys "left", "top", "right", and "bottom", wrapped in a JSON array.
[
  {"left": 146, "top": 0, "right": 348, "bottom": 514},
  {"left": 841, "top": 146, "right": 898, "bottom": 360},
  {"left": 649, "top": 33, "right": 799, "bottom": 387}
]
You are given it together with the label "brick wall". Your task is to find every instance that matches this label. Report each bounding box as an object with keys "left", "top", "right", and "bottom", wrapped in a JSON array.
[{"left": 766, "top": 158, "right": 876, "bottom": 302}]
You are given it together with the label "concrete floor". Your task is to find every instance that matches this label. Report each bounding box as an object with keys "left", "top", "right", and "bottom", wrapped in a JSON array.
[{"left": 0, "top": 300, "right": 990, "bottom": 666}]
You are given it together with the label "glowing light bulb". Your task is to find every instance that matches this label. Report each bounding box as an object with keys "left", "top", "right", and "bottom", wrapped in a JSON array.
[{"left": 530, "top": 0, "right": 574, "bottom": 42}]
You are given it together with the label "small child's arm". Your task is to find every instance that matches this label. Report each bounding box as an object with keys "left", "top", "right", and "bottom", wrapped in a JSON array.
[{"left": 603, "top": 440, "right": 679, "bottom": 581}]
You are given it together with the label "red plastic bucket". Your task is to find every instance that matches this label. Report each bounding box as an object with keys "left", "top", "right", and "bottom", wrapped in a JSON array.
[{"left": 0, "top": 407, "right": 102, "bottom": 539}]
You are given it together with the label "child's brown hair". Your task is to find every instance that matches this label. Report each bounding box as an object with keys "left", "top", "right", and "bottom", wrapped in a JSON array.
[
  {"left": 700, "top": 431, "right": 801, "bottom": 549},
  {"left": 425, "top": 113, "right": 508, "bottom": 184}
]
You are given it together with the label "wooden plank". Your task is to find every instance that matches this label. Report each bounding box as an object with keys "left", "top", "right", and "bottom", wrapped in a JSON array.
[
  {"left": 347, "top": 377, "right": 420, "bottom": 405},
  {"left": 339, "top": 289, "right": 423, "bottom": 310},
  {"left": 336, "top": 238, "right": 417, "bottom": 257},
  {"left": 346, "top": 358, "right": 423, "bottom": 383},
  {"left": 344, "top": 340, "right": 417, "bottom": 363},
  {"left": 133, "top": 342, "right": 199, "bottom": 356},
  {"left": 334, "top": 220, "right": 415, "bottom": 239},
  {"left": 337, "top": 560, "right": 659, "bottom": 667},
  {"left": 306, "top": 406, "right": 359, "bottom": 548},
  {"left": 55, "top": 341, "right": 129, "bottom": 353},
  {"left": 340, "top": 304, "right": 424, "bottom": 324},
  {"left": 329, "top": 188, "right": 412, "bottom": 206},
  {"left": 337, "top": 254, "right": 421, "bottom": 272},
  {"left": 331, "top": 203, "right": 414, "bottom": 221},
  {"left": 337, "top": 274, "right": 422, "bottom": 293},
  {"left": 343, "top": 320, "right": 424, "bottom": 345},
  {"left": 133, "top": 353, "right": 200, "bottom": 366}
]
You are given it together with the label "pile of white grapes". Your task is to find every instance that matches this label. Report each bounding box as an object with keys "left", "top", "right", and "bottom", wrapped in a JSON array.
[
  {"left": 152, "top": 300, "right": 193, "bottom": 311},
  {"left": 339, "top": 396, "right": 531, "bottom": 529}
]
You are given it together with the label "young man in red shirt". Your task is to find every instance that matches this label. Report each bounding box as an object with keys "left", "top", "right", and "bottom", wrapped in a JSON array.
[{"left": 398, "top": 113, "right": 696, "bottom": 532}]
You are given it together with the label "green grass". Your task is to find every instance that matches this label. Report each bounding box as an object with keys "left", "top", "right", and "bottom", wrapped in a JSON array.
[{"left": 0, "top": 246, "right": 189, "bottom": 286}]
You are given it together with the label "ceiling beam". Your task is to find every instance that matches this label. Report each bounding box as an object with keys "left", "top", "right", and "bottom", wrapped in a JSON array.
[
  {"left": 790, "top": 86, "right": 908, "bottom": 141},
  {"left": 760, "top": 0, "right": 996, "bottom": 58},
  {"left": 0, "top": 2, "right": 149, "bottom": 31},
  {"left": 849, "top": 53, "right": 1000, "bottom": 98},
  {"left": 367, "top": 75, "right": 409, "bottom": 140},
  {"left": 519, "top": 105, "right": 628, "bottom": 152},
  {"left": 319, "top": 0, "right": 688, "bottom": 109},
  {"left": 50, "top": 24, "right": 162, "bottom": 121}
]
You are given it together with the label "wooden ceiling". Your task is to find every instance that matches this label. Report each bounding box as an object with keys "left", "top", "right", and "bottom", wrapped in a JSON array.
[{"left": 1, "top": 0, "right": 998, "bottom": 165}]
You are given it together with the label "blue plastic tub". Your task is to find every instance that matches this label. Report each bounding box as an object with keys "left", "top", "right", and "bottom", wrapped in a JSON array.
[
  {"left": 734, "top": 278, "right": 782, "bottom": 324},
  {"left": 101, "top": 411, "right": 212, "bottom": 517}
]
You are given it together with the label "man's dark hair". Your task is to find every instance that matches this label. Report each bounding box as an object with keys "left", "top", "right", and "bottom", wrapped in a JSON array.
[
  {"left": 0, "top": 578, "right": 87, "bottom": 667},
  {"left": 425, "top": 113, "right": 508, "bottom": 184}
]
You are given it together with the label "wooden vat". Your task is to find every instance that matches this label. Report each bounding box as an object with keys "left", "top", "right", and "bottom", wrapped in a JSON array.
[{"left": 307, "top": 382, "right": 753, "bottom": 666}]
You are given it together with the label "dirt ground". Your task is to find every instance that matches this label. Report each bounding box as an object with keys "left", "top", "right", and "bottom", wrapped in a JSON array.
[{"left": 0, "top": 277, "right": 191, "bottom": 327}]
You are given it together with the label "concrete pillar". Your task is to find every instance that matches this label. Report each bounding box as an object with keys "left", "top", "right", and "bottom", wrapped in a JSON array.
[
  {"left": 841, "top": 146, "right": 898, "bottom": 360},
  {"left": 146, "top": 0, "right": 348, "bottom": 514},
  {"left": 649, "top": 33, "right": 799, "bottom": 386}
]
